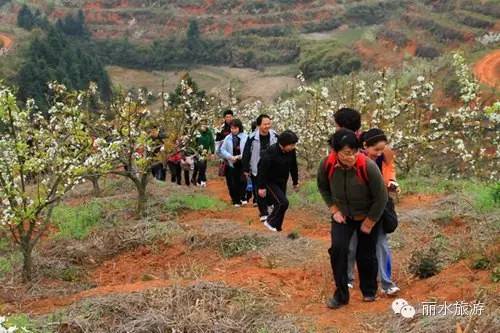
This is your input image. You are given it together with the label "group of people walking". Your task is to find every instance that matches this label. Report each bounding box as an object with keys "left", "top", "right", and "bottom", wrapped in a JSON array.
[
  {"left": 216, "top": 110, "right": 299, "bottom": 232},
  {"left": 155, "top": 105, "right": 401, "bottom": 309},
  {"left": 317, "top": 107, "right": 401, "bottom": 309}
]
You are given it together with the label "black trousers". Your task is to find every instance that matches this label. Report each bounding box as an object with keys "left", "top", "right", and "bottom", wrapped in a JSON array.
[
  {"left": 265, "top": 182, "right": 289, "bottom": 231},
  {"left": 251, "top": 175, "right": 269, "bottom": 217},
  {"left": 192, "top": 159, "right": 208, "bottom": 183},
  {"left": 226, "top": 164, "right": 246, "bottom": 204},
  {"left": 151, "top": 162, "right": 166, "bottom": 181},
  {"left": 329, "top": 218, "right": 378, "bottom": 304},
  {"left": 167, "top": 162, "right": 190, "bottom": 186}
]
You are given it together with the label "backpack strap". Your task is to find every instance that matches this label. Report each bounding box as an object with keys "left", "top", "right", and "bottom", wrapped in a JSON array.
[{"left": 324, "top": 152, "right": 369, "bottom": 185}]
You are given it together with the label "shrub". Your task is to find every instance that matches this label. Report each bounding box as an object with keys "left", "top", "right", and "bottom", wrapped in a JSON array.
[
  {"left": 458, "top": 15, "right": 494, "bottom": 29},
  {"left": 300, "top": 49, "right": 361, "bottom": 80},
  {"left": 377, "top": 28, "right": 409, "bottom": 47},
  {"left": 406, "top": 16, "right": 465, "bottom": 42},
  {"left": 219, "top": 235, "right": 269, "bottom": 258},
  {"left": 415, "top": 45, "right": 440, "bottom": 59},
  {"left": 408, "top": 246, "right": 442, "bottom": 278}
]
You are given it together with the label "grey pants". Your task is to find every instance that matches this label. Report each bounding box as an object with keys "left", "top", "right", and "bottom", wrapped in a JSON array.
[{"left": 347, "top": 224, "right": 396, "bottom": 291}]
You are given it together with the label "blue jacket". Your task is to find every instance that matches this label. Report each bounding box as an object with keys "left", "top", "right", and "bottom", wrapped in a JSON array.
[{"left": 219, "top": 132, "right": 248, "bottom": 168}]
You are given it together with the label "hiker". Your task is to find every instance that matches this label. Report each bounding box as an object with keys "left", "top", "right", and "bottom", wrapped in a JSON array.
[
  {"left": 333, "top": 107, "right": 362, "bottom": 135},
  {"left": 150, "top": 127, "right": 167, "bottom": 181},
  {"left": 242, "top": 114, "right": 279, "bottom": 221},
  {"left": 167, "top": 149, "right": 183, "bottom": 185},
  {"left": 192, "top": 124, "right": 215, "bottom": 187},
  {"left": 216, "top": 109, "right": 234, "bottom": 183},
  {"left": 317, "top": 129, "right": 388, "bottom": 309},
  {"left": 257, "top": 130, "right": 299, "bottom": 232},
  {"left": 180, "top": 149, "right": 196, "bottom": 186},
  {"left": 347, "top": 128, "right": 400, "bottom": 295},
  {"left": 220, "top": 119, "right": 248, "bottom": 207}
]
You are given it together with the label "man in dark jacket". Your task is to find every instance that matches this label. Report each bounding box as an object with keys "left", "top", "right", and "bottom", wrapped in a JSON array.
[
  {"left": 242, "top": 114, "right": 279, "bottom": 221},
  {"left": 257, "top": 130, "right": 299, "bottom": 232}
]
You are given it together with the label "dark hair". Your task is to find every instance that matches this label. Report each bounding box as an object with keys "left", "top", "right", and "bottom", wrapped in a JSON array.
[
  {"left": 361, "top": 128, "right": 387, "bottom": 147},
  {"left": 223, "top": 109, "right": 234, "bottom": 117},
  {"left": 334, "top": 107, "right": 361, "bottom": 132},
  {"left": 278, "top": 130, "right": 299, "bottom": 146},
  {"left": 256, "top": 114, "right": 271, "bottom": 126},
  {"left": 251, "top": 121, "right": 257, "bottom": 132},
  {"left": 331, "top": 129, "right": 360, "bottom": 152},
  {"left": 230, "top": 119, "right": 244, "bottom": 133}
]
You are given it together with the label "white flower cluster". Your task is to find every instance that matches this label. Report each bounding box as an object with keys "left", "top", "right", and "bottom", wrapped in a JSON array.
[
  {"left": 0, "top": 316, "right": 18, "bottom": 333},
  {"left": 476, "top": 32, "right": 500, "bottom": 46}
]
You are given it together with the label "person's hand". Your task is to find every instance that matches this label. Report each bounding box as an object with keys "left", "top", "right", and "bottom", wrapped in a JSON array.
[
  {"left": 388, "top": 181, "right": 401, "bottom": 194},
  {"left": 360, "top": 218, "right": 376, "bottom": 234},
  {"left": 230, "top": 156, "right": 237, "bottom": 162},
  {"left": 258, "top": 189, "right": 267, "bottom": 198},
  {"left": 332, "top": 211, "right": 346, "bottom": 224}
]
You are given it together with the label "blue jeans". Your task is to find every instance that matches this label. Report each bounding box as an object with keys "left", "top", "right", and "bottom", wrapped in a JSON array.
[{"left": 347, "top": 224, "right": 396, "bottom": 291}]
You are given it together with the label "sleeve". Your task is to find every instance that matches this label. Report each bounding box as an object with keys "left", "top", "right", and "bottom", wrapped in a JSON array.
[
  {"left": 366, "top": 161, "right": 388, "bottom": 222},
  {"left": 257, "top": 153, "right": 270, "bottom": 189},
  {"left": 317, "top": 158, "right": 335, "bottom": 208},
  {"left": 219, "top": 136, "right": 233, "bottom": 160},
  {"left": 290, "top": 150, "right": 299, "bottom": 185},
  {"left": 382, "top": 146, "right": 396, "bottom": 184},
  {"left": 241, "top": 137, "right": 252, "bottom": 173},
  {"left": 209, "top": 129, "right": 216, "bottom": 153}
]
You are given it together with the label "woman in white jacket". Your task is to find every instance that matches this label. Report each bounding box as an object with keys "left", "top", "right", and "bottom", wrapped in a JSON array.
[{"left": 219, "top": 119, "right": 248, "bottom": 207}]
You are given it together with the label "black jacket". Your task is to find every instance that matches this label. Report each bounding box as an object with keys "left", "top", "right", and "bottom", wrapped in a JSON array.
[
  {"left": 215, "top": 123, "right": 231, "bottom": 142},
  {"left": 257, "top": 143, "right": 298, "bottom": 189}
]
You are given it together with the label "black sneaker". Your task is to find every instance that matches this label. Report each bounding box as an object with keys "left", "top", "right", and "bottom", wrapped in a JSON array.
[
  {"left": 326, "top": 297, "right": 346, "bottom": 309},
  {"left": 363, "top": 296, "right": 376, "bottom": 302}
]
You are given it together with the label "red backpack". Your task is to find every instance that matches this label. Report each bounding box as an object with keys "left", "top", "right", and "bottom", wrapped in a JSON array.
[{"left": 323, "top": 151, "right": 369, "bottom": 184}]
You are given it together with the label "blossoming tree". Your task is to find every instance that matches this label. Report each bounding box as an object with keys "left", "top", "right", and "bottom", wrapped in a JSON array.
[{"left": 0, "top": 83, "right": 115, "bottom": 281}]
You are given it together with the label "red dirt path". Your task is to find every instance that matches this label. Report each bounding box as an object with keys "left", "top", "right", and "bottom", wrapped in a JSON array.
[
  {"left": 0, "top": 33, "right": 14, "bottom": 50},
  {"left": 474, "top": 49, "right": 500, "bottom": 88}
]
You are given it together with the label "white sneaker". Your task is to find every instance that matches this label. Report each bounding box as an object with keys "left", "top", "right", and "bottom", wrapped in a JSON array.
[
  {"left": 347, "top": 283, "right": 354, "bottom": 289},
  {"left": 200, "top": 181, "right": 207, "bottom": 187},
  {"left": 263, "top": 221, "right": 277, "bottom": 232},
  {"left": 384, "top": 286, "right": 400, "bottom": 295},
  {"left": 241, "top": 200, "right": 248, "bottom": 205},
  {"left": 259, "top": 215, "right": 268, "bottom": 222},
  {"left": 234, "top": 204, "right": 241, "bottom": 208}
]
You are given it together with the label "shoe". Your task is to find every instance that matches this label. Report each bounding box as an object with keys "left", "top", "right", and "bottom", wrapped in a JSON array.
[
  {"left": 326, "top": 297, "right": 345, "bottom": 309},
  {"left": 383, "top": 286, "right": 400, "bottom": 296},
  {"left": 253, "top": 202, "right": 258, "bottom": 207},
  {"left": 234, "top": 204, "right": 241, "bottom": 208},
  {"left": 259, "top": 215, "right": 268, "bottom": 222},
  {"left": 263, "top": 221, "right": 277, "bottom": 232},
  {"left": 241, "top": 200, "right": 248, "bottom": 205},
  {"left": 363, "top": 296, "right": 376, "bottom": 302},
  {"left": 347, "top": 283, "right": 353, "bottom": 289},
  {"left": 200, "top": 181, "right": 207, "bottom": 187}
]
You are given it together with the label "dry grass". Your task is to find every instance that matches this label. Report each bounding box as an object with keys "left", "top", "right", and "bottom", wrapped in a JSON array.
[
  {"left": 186, "top": 219, "right": 324, "bottom": 267},
  {"left": 37, "top": 282, "right": 300, "bottom": 333}
]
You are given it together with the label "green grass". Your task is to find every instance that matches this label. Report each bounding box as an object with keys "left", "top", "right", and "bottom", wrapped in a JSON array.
[
  {"left": 289, "top": 180, "right": 323, "bottom": 207},
  {"left": 0, "top": 252, "right": 22, "bottom": 278},
  {"left": 52, "top": 201, "right": 103, "bottom": 240},
  {"left": 164, "top": 194, "right": 227, "bottom": 212},
  {"left": 399, "top": 176, "right": 499, "bottom": 213}
]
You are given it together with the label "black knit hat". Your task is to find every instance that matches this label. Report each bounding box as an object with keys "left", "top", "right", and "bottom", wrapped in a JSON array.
[
  {"left": 278, "top": 130, "right": 299, "bottom": 146},
  {"left": 361, "top": 128, "right": 387, "bottom": 147}
]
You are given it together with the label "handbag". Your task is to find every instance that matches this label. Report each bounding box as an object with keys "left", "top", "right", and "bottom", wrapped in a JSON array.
[
  {"left": 218, "top": 160, "right": 228, "bottom": 177},
  {"left": 382, "top": 196, "right": 398, "bottom": 233}
]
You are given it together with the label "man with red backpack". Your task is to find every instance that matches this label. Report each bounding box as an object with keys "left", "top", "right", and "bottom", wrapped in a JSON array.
[{"left": 317, "top": 129, "right": 388, "bottom": 309}]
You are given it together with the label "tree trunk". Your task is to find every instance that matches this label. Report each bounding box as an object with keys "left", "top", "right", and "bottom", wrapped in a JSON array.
[
  {"left": 90, "top": 175, "right": 101, "bottom": 197},
  {"left": 136, "top": 182, "right": 148, "bottom": 217},
  {"left": 21, "top": 241, "right": 33, "bottom": 282}
]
